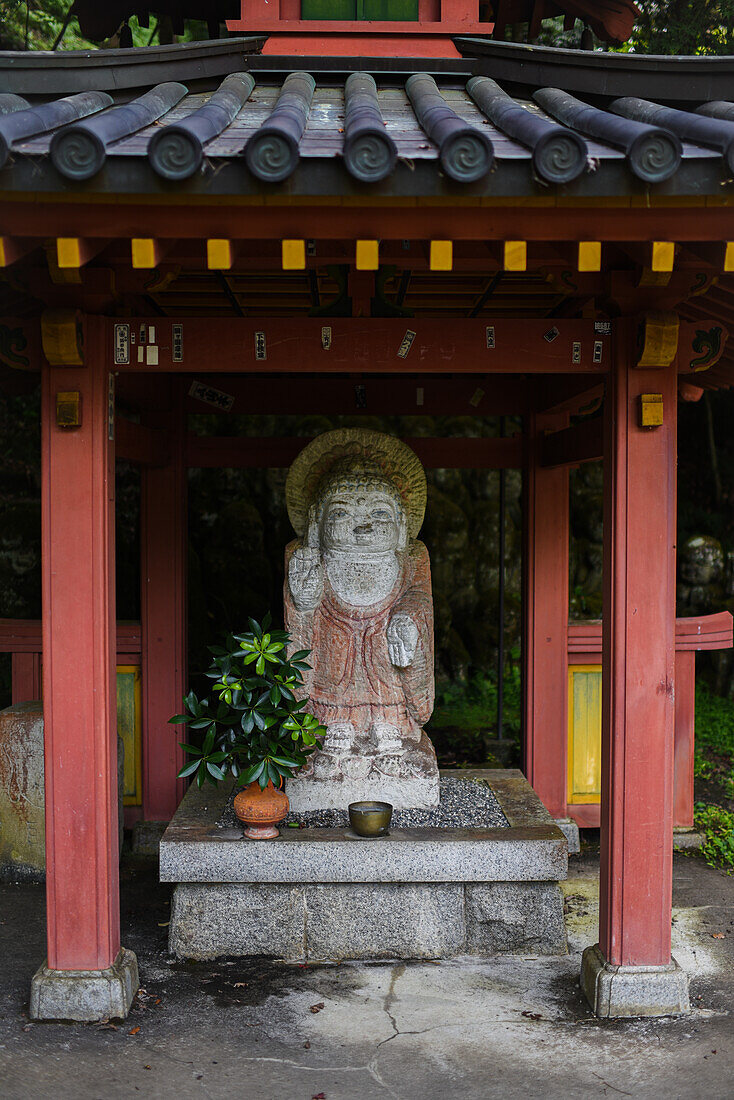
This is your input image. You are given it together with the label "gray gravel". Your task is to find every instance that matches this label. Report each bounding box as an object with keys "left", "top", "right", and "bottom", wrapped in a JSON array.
[{"left": 218, "top": 774, "right": 509, "bottom": 830}]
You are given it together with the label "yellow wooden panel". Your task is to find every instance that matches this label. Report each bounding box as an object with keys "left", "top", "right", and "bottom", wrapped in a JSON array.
[
  {"left": 725, "top": 242, "right": 734, "bottom": 273},
  {"left": 651, "top": 240, "right": 675, "bottom": 273},
  {"left": 282, "top": 239, "right": 306, "bottom": 270},
  {"left": 131, "top": 238, "right": 158, "bottom": 269},
  {"left": 504, "top": 240, "right": 527, "bottom": 271},
  {"left": 430, "top": 240, "right": 453, "bottom": 271},
  {"left": 577, "top": 241, "right": 601, "bottom": 272},
  {"left": 356, "top": 239, "right": 379, "bottom": 270},
  {"left": 117, "top": 664, "right": 142, "bottom": 806},
  {"left": 207, "top": 238, "right": 233, "bottom": 270},
  {"left": 56, "top": 237, "right": 82, "bottom": 269},
  {"left": 568, "top": 664, "right": 602, "bottom": 804}
]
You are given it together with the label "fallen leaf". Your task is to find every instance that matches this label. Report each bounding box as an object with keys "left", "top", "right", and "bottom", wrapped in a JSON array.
[
  {"left": 144, "top": 1065, "right": 151, "bottom": 1071},
  {"left": 157, "top": 922, "right": 170, "bottom": 928},
  {"left": 521, "top": 1011, "right": 543, "bottom": 1020},
  {"left": 129, "top": 1026, "right": 141, "bottom": 1035},
  {"left": 309, "top": 1002, "right": 325, "bottom": 1014},
  {"left": 712, "top": 932, "right": 725, "bottom": 939},
  {"left": 304, "top": 1041, "right": 311, "bottom": 1049},
  {"left": 312, "top": 1094, "right": 326, "bottom": 1099},
  {"left": 233, "top": 982, "right": 248, "bottom": 988}
]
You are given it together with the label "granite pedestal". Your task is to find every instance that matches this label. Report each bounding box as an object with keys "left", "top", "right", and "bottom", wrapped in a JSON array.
[{"left": 160, "top": 769, "right": 568, "bottom": 962}]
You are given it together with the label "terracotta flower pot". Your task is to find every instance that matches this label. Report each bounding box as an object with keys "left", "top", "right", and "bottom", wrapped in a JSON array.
[{"left": 233, "top": 779, "right": 289, "bottom": 840}]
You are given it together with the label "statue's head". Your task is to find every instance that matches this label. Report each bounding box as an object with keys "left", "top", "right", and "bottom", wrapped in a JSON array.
[
  {"left": 311, "top": 463, "right": 408, "bottom": 555},
  {"left": 286, "top": 428, "right": 427, "bottom": 550}
]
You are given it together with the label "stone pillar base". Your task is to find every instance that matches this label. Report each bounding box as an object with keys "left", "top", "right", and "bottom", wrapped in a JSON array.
[
  {"left": 581, "top": 943, "right": 690, "bottom": 1018},
  {"left": 554, "top": 818, "right": 580, "bottom": 854},
  {"left": 30, "top": 947, "right": 139, "bottom": 1021}
]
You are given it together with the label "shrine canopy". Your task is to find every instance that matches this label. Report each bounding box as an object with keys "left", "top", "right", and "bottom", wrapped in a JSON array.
[{"left": 2, "top": 37, "right": 734, "bottom": 385}]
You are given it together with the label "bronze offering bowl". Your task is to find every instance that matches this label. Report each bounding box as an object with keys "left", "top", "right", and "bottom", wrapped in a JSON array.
[{"left": 348, "top": 800, "right": 393, "bottom": 837}]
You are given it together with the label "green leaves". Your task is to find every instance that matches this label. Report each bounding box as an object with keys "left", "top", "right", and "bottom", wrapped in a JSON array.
[{"left": 169, "top": 616, "right": 324, "bottom": 793}]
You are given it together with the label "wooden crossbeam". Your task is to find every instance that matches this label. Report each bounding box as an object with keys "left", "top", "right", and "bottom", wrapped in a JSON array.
[
  {"left": 115, "top": 419, "right": 169, "bottom": 466},
  {"left": 108, "top": 317, "right": 609, "bottom": 375},
  {"left": 186, "top": 435, "right": 523, "bottom": 470},
  {"left": 206, "top": 239, "right": 233, "bottom": 270},
  {"left": 540, "top": 417, "right": 602, "bottom": 468},
  {"left": 282, "top": 239, "right": 306, "bottom": 270},
  {"left": 0, "top": 237, "right": 38, "bottom": 268},
  {"left": 131, "top": 238, "right": 167, "bottom": 269},
  {"left": 578, "top": 241, "right": 602, "bottom": 272},
  {"left": 180, "top": 374, "right": 531, "bottom": 417},
  {"left": 356, "top": 240, "right": 379, "bottom": 271},
  {"left": 430, "top": 240, "right": 453, "bottom": 271},
  {"left": 56, "top": 237, "right": 105, "bottom": 270},
  {"left": 504, "top": 240, "right": 527, "bottom": 271}
]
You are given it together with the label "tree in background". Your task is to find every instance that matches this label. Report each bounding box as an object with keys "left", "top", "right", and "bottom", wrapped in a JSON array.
[
  {"left": 628, "top": 1, "right": 734, "bottom": 54},
  {"left": 0, "top": 2, "right": 213, "bottom": 51}
]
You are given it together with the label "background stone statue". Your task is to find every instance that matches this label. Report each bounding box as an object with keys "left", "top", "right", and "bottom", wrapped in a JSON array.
[{"left": 284, "top": 428, "right": 439, "bottom": 810}]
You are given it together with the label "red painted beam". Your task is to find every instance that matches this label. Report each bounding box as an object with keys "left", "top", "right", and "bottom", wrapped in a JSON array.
[
  {"left": 108, "top": 317, "right": 609, "bottom": 375},
  {"left": 5, "top": 202, "right": 734, "bottom": 243},
  {"left": 116, "top": 418, "right": 169, "bottom": 467},
  {"left": 181, "top": 374, "right": 532, "bottom": 417},
  {"left": 540, "top": 417, "right": 603, "bottom": 468},
  {"left": 41, "top": 318, "right": 120, "bottom": 971}
]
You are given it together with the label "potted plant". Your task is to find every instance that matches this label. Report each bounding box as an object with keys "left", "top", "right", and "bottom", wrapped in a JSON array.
[{"left": 169, "top": 615, "right": 324, "bottom": 839}]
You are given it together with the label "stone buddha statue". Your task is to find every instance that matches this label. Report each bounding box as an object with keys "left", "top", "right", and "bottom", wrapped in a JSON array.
[{"left": 284, "top": 428, "right": 439, "bottom": 810}]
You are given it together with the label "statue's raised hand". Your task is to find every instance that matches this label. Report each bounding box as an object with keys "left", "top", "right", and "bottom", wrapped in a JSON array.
[
  {"left": 387, "top": 613, "right": 419, "bottom": 668},
  {"left": 289, "top": 546, "right": 324, "bottom": 611}
]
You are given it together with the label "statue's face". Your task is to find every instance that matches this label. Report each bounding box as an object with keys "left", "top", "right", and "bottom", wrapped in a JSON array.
[{"left": 319, "top": 477, "right": 404, "bottom": 555}]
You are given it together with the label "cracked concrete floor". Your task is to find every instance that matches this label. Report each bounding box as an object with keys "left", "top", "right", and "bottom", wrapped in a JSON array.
[{"left": 1, "top": 847, "right": 734, "bottom": 1100}]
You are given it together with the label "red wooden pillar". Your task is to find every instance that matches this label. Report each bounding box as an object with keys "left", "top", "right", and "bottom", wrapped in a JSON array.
[
  {"left": 32, "top": 315, "right": 137, "bottom": 1020},
  {"left": 523, "top": 412, "right": 569, "bottom": 819},
  {"left": 582, "top": 316, "right": 689, "bottom": 1017},
  {"left": 140, "top": 381, "right": 187, "bottom": 821}
]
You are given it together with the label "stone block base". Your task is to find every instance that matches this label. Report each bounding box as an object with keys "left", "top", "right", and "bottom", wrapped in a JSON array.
[
  {"left": 554, "top": 818, "right": 581, "bottom": 855},
  {"left": 169, "top": 880, "right": 567, "bottom": 961},
  {"left": 581, "top": 943, "right": 690, "bottom": 1018},
  {"left": 29, "top": 947, "right": 139, "bottom": 1021},
  {"left": 287, "top": 769, "right": 439, "bottom": 812}
]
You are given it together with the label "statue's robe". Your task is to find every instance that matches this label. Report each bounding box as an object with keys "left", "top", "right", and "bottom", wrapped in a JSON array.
[{"left": 284, "top": 539, "right": 434, "bottom": 744}]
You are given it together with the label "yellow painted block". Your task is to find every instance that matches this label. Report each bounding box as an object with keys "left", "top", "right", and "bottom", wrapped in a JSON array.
[
  {"left": 356, "top": 239, "right": 379, "bottom": 271},
  {"left": 577, "top": 241, "right": 601, "bottom": 272},
  {"left": 651, "top": 240, "right": 675, "bottom": 272},
  {"left": 0, "top": 238, "right": 9, "bottom": 267},
  {"left": 117, "top": 665, "right": 142, "bottom": 806},
  {"left": 430, "top": 240, "right": 453, "bottom": 271},
  {"left": 131, "top": 238, "right": 158, "bottom": 269},
  {"left": 725, "top": 241, "right": 734, "bottom": 272},
  {"left": 282, "top": 239, "right": 306, "bottom": 270},
  {"left": 504, "top": 240, "right": 527, "bottom": 271},
  {"left": 640, "top": 393, "right": 664, "bottom": 428},
  {"left": 56, "top": 237, "right": 82, "bottom": 269},
  {"left": 207, "top": 238, "right": 232, "bottom": 270},
  {"left": 568, "top": 665, "right": 602, "bottom": 804}
]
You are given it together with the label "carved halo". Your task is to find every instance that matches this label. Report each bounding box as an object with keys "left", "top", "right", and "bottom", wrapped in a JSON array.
[{"left": 286, "top": 428, "right": 427, "bottom": 540}]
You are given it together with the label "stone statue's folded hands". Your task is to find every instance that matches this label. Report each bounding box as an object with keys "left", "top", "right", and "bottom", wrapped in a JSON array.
[
  {"left": 289, "top": 546, "right": 324, "bottom": 610},
  {"left": 387, "top": 613, "right": 419, "bottom": 667}
]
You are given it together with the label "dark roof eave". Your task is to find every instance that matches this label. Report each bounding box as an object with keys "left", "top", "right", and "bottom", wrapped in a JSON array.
[
  {"left": 0, "top": 153, "right": 730, "bottom": 202},
  {"left": 0, "top": 37, "right": 266, "bottom": 96},
  {"left": 454, "top": 37, "right": 734, "bottom": 105}
]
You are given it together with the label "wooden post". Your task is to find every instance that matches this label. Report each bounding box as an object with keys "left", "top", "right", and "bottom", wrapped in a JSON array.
[
  {"left": 581, "top": 316, "right": 689, "bottom": 1016},
  {"left": 523, "top": 412, "right": 569, "bottom": 820},
  {"left": 140, "top": 381, "right": 187, "bottom": 822},
  {"left": 40, "top": 323, "right": 118, "bottom": 971}
]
